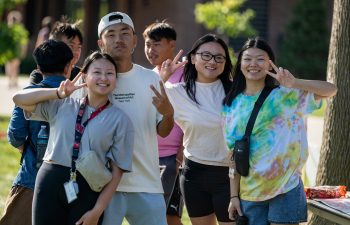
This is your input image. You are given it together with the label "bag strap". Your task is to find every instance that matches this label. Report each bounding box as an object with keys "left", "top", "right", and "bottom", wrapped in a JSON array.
[
  {"left": 71, "top": 96, "right": 110, "bottom": 173},
  {"left": 244, "top": 86, "right": 273, "bottom": 137}
]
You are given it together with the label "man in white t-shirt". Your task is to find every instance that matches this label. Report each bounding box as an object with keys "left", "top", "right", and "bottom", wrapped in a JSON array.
[{"left": 97, "top": 12, "right": 182, "bottom": 225}]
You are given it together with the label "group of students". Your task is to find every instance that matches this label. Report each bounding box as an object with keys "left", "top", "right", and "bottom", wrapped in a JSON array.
[{"left": 2, "top": 11, "right": 337, "bottom": 225}]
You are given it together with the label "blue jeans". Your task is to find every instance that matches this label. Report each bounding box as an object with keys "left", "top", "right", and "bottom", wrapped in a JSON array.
[{"left": 241, "top": 177, "right": 307, "bottom": 224}]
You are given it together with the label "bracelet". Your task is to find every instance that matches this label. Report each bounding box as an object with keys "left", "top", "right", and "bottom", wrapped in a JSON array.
[
  {"left": 230, "top": 196, "right": 239, "bottom": 199},
  {"left": 175, "top": 158, "right": 182, "bottom": 164},
  {"left": 56, "top": 88, "right": 62, "bottom": 99}
]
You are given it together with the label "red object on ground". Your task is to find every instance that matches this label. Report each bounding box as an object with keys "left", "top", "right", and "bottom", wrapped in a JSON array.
[
  {"left": 305, "top": 186, "right": 347, "bottom": 199},
  {"left": 0, "top": 131, "right": 6, "bottom": 139}
]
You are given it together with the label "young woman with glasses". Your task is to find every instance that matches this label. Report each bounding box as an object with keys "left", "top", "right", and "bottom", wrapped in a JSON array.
[{"left": 157, "top": 33, "right": 234, "bottom": 225}]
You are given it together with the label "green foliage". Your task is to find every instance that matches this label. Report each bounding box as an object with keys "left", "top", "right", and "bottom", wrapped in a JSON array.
[
  {"left": 0, "top": 23, "right": 29, "bottom": 65},
  {"left": 0, "top": 0, "right": 27, "bottom": 19},
  {"left": 278, "top": 0, "right": 329, "bottom": 80},
  {"left": 0, "top": 0, "right": 29, "bottom": 66},
  {"left": 195, "top": 0, "right": 257, "bottom": 38}
]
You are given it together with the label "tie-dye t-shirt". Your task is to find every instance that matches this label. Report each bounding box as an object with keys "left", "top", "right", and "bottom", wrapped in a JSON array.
[{"left": 221, "top": 86, "right": 322, "bottom": 201}]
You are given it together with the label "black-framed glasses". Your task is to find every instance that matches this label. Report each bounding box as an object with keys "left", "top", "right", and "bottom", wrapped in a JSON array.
[{"left": 195, "top": 52, "right": 226, "bottom": 63}]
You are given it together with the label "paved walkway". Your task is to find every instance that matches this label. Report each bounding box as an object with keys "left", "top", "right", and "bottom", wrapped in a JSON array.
[{"left": 0, "top": 76, "right": 30, "bottom": 116}]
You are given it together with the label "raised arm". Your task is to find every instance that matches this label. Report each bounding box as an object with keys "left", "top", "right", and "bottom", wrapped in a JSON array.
[
  {"left": 159, "top": 50, "right": 187, "bottom": 83},
  {"left": 150, "top": 81, "right": 175, "bottom": 137},
  {"left": 13, "top": 74, "right": 86, "bottom": 112},
  {"left": 265, "top": 60, "right": 337, "bottom": 100}
]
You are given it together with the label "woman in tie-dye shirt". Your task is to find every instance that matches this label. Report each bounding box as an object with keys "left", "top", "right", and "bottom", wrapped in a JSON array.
[{"left": 221, "top": 37, "right": 337, "bottom": 225}]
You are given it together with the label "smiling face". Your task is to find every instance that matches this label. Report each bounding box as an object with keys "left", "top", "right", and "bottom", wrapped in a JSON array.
[
  {"left": 60, "top": 35, "right": 82, "bottom": 66},
  {"left": 191, "top": 42, "right": 226, "bottom": 83},
  {"left": 240, "top": 47, "right": 272, "bottom": 82},
  {"left": 98, "top": 23, "right": 137, "bottom": 61},
  {"left": 144, "top": 37, "right": 175, "bottom": 67},
  {"left": 84, "top": 58, "right": 117, "bottom": 97}
]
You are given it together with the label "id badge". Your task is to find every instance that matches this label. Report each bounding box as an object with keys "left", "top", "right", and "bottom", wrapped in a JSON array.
[{"left": 64, "top": 180, "right": 78, "bottom": 203}]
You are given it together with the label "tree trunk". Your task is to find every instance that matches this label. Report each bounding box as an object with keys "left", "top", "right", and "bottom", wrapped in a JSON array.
[
  {"left": 107, "top": 0, "right": 117, "bottom": 12},
  {"left": 308, "top": 0, "right": 350, "bottom": 224},
  {"left": 81, "top": 0, "right": 101, "bottom": 63},
  {"left": 48, "top": 0, "right": 66, "bottom": 21}
]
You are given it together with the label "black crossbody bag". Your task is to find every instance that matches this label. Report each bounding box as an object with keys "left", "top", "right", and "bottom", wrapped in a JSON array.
[{"left": 232, "top": 86, "right": 273, "bottom": 176}]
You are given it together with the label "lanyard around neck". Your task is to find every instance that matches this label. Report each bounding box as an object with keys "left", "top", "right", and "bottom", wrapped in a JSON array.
[{"left": 71, "top": 96, "right": 110, "bottom": 172}]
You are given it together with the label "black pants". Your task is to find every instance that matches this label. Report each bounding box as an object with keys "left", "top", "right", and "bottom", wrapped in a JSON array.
[
  {"left": 180, "top": 158, "right": 232, "bottom": 222},
  {"left": 32, "top": 162, "right": 103, "bottom": 225}
]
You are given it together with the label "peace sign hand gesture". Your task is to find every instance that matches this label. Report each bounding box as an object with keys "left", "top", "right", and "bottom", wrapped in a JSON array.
[
  {"left": 150, "top": 81, "right": 174, "bottom": 117},
  {"left": 57, "top": 72, "right": 87, "bottom": 98},
  {"left": 159, "top": 50, "right": 188, "bottom": 83},
  {"left": 265, "top": 60, "right": 296, "bottom": 88}
]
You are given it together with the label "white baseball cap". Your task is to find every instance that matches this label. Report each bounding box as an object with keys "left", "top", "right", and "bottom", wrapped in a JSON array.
[{"left": 98, "top": 12, "right": 135, "bottom": 39}]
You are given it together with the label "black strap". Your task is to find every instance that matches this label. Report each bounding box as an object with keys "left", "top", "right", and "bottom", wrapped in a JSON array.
[{"left": 244, "top": 86, "right": 273, "bottom": 137}]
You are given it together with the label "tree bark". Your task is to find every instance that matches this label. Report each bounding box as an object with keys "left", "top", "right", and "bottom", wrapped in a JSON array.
[
  {"left": 107, "top": 0, "right": 117, "bottom": 12},
  {"left": 308, "top": 0, "right": 350, "bottom": 224},
  {"left": 81, "top": 0, "right": 101, "bottom": 63}
]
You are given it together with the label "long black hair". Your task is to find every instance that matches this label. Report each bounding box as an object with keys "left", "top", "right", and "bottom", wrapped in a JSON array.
[
  {"left": 183, "top": 33, "right": 233, "bottom": 105},
  {"left": 223, "top": 37, "right": 278, "bottom": 107}
]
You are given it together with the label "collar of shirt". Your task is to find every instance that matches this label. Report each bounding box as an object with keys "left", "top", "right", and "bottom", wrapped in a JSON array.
[{"left": 40, "top": 75, "right": 67, "bottom": 87}]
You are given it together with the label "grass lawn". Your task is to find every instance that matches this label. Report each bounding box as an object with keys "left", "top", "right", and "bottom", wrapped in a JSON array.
[
  {"left": 0, "top": 116, "right": 21, "bottom": 216},
  {"left": 311, "top": 100, "right": 326, "bottom": 117}
]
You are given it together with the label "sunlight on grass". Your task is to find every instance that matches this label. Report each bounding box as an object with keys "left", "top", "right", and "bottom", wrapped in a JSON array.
[
  {"left": 0, "top": 116, "right": 22, "bottom": 216},
  {"left": 311, "top": 100, "right": 326, "bottom": 117}
]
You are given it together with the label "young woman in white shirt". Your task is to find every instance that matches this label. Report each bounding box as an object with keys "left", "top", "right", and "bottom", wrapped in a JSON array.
[{"left": 157, "top": 33, "right": 235, "bottom": 225}]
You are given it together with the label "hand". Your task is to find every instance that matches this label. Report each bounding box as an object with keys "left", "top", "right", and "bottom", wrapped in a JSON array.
[
  {"left": 228, "top": 197, "right": 243, "bottom": 220},
  {"left": 150, "top": 81, "right": 174, "bottom": 117},
  {"left": 57, "top": 73, "right": 87, "bottom": 98},
  {"left": 265, "top": 60, "right": 296, "bottom": 88},
  {"left": 75, "top": 209, "right": 101, "bottom": 225},
  {"left": 17, "top": 145, "right": 24, "bottom": 154},
  {"left": 175, "top": 159, "right": 181, "bottom": 173},
  {"left": 159, "top": 50, "right": 188, "bottom": 83}
]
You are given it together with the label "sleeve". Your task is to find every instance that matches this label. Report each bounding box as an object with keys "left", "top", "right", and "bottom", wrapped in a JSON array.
[
  {"left": 220, "top": 106, "right": 235, "bottom": 153},
  {"left": 24, "top": 98, "right": 66, "bottom": 122},
  {"left": 29, "top": 69, "right": 43, "bottom": 86},
  {"left": 7, "top": 104, "right": 29, "bottom": 148},
  {"left": 106, "top": 113, "right": 135, "bottom": 172},
  {"left": 279, "top": 86, "right": 323, "bottom": 116}
]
